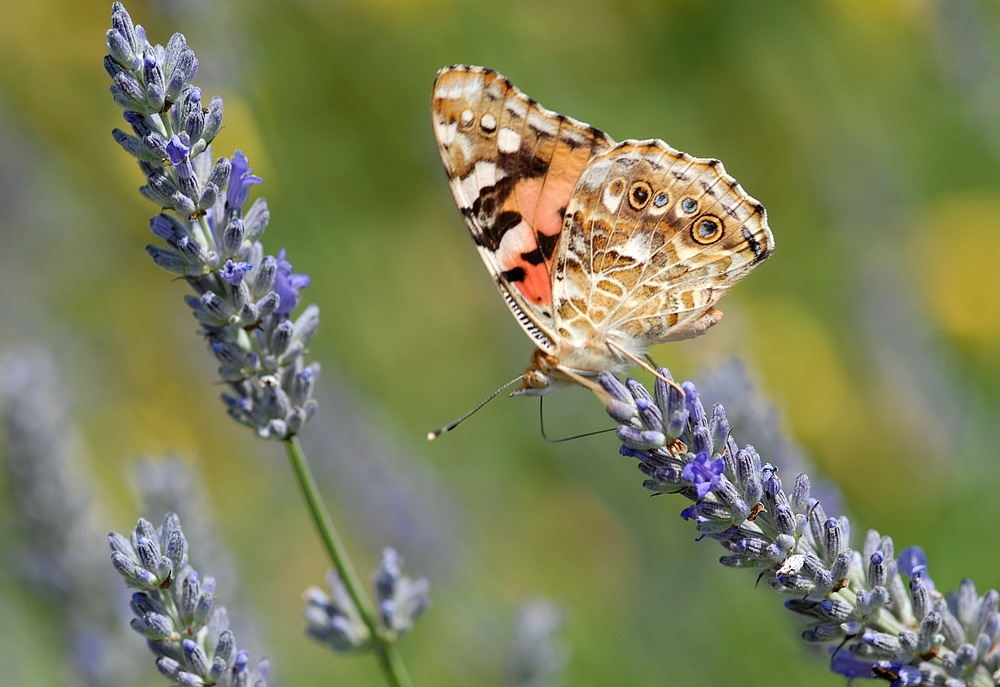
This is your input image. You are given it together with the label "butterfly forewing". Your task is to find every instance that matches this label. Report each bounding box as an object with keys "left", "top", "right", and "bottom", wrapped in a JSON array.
[{"left": 432, "top": 66, "right": 615, "bottom": 352}]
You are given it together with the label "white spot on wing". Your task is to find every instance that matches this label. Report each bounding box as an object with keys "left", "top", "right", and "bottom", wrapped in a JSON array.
[
  {"left": 449, "top": 177, "right": 472, "bottom": 209},
  {"left": 480, "top": 113, "right": 497, "bottom": 131},
  {"left": 460, "top": 109, "right": 474, "bottom": 126},
  {"left": 486, "top": 82, "right": 503, "bottom": 100},
  {"left": 438, "top": 120, "right": 457, "bottom": 146},
  {"left": 463, "top": 76, "right": 484, "bottom": 101},
  {"left": 498, "top": 127, "right": 521, "bottom": 153},
  {"left": 461, "top": 173, "right": 480, "bottom": 207},
  {"left": 527, "top": 110, "right": 559, "bottom": 135},
  {"left": 474, "top": 160, "right": 498, "bottom": 190},
  {"left": 602, "top": 184, "right": 623, "bottom": 213},
  {"left": 497, "top": 220, "right": 533, "bottom": 264},
  {"left": 505, "top": 98, "right": 528, "bottom": 118}
]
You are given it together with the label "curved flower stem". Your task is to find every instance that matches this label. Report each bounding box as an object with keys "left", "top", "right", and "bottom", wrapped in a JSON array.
[{"left": 283, "top": 436, "right": 413, "bottom": 687}]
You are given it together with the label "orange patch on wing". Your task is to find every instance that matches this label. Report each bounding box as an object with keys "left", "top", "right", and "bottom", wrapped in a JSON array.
[
  {"left": 499, "top": 142, "right": 593, "bottom": 308},
  {"left": 529, "top": 142, "right": 593, "bottom": 268}
]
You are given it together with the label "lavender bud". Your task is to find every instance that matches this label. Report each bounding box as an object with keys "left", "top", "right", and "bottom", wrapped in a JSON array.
[
  {"left": 743, "top": 475, "right": 762, "bottom": 507},
  {"left": 912, "top": 573, "right": 931, "bottom": 621},
  {"left": 111, "top": 551, "right": 158, "bottom": 588},
  {"left": 214, "top": 630, "right": 235, "bottom": 662},
  {"left": 802, "top": 622, "right": 847, "bottom": 642},
  {"left": 202, "top": 95, "right": 224, "bottom": 143},
  {"left": 171, "top": 191, "right": 197, "bottom": 218},
  {"left": 290, "top": 364, "right": 320, "bottom": 407},
  {"left": 975, "top": 590, "right": 998, "bottom": 637},
  {"left": 292, "top": 305, "right": 321, "bottom": 346},
  {"left": 789, "top": 473, "right": 810, "bottom": 513},
  {"left": 132, "top": 612, "right": 176, "bottom": 640},
  {"left": 955, "top": 643, "right": 978, "bottom": 667},
  {"left": 863, "top": 631, "right": 901, "bottom": 655},
  {"left": 920, "top": 611, "right": 943, "bottom": 640},
  {"left": 709, "top": 404, "right": 729, "bottom": 455},
  {"left": 222, "top": 218, "right": 246, "bottom": 258},
  {"left": 617, "top": 425, "right": 666, "bottom": 451},
  {"left": 200, "top": 291, "right": 234, "bottom": 321},
  {"left": 606, "top": 398, "right": 637, "bottom": 424},
  {"left": 773, "top": 504, "right": 796, "bottom": 536},
  {"left": 625, "top": 377, "right": 653, "bottom": 406},
  {"left": 830, "top": 551, "right": 851, "bottom": 583},
  {"left": 198, "top": 182, "right": 219, "bottom": 211},
  {"left": 111, "top": 3, "right": 141, "bottom": 55},
  {"left": 106, "top": 28, "right": 140, "bottom": 70},
  {"left": 819, "top": 599, "right": 852, "bottom": 621},
  {"left": 146, "top": 245, "right": 192, "bottom": 274},
  {"left": 868, "top": 551, "right": 886, "bottom": 589},
  {"left": 256, "top": 291, "right": 280, "bottom": 319},
  {"left": 269, "top": 319, "right": 294, "bottom": 356},
  {"left": 183, "top": 639, "right": 210, "bottom": 676},
  {"left": 193, "top": 591, "right": 214, "bottom": 628},
  {"left": 635, "top": 396, "right": 663, "bottom": 432},
  {"left": 252, "top": 256, "right": 277, "bottom": 297}
]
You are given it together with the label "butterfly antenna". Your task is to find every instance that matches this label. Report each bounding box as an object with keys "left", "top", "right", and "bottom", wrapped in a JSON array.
[
  {"left": 539, "top": 396, "right": 618, "bottom": 443},
  {"left": 427, "top": 374, "right": 525, "bottom": 441}
]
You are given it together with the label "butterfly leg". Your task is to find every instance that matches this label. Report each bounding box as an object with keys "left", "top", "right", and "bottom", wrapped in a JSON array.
[{"left": 604, "top": 339, "right": 685, "bottom": 396}]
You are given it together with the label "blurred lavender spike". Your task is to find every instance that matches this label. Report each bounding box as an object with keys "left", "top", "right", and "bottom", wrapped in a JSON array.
[
  {"left": 103, "top": 2, "right": 319, "bottom": 440},
  {"left": 695, "top": 358, "right": 843, "bottom": 516},
  {"left": 605, "top": 365, "right": 1000, "bottom": 686},
  {"left": 304, "top": 548, "right": 430, "bottom": 653},
  {"left": 503, "top": 600, "right": 568, "bottom": 687},
  {"left": 133, "top": 455, "right": 270, "bottom": 661},
  {"left": 0, "top": 349, "right": 146, "bottom": 687}
]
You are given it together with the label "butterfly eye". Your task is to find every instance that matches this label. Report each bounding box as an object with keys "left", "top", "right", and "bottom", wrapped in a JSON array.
[
  {"left": 692, "top": 215, "right": 723, "bottom": 244},
  {"left": 628, "top": 181, "right": 652, "bottom": 209},
  {"left": 653, "top": 192, "right": 669, "bottom": 208},
  {"left": 681, "top": 197, "right": 698, "bottom": 214}
]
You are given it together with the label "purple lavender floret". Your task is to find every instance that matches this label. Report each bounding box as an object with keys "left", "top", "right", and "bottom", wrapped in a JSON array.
[{"left": 274, "top": 248, "right": 310, "bottom": 315}]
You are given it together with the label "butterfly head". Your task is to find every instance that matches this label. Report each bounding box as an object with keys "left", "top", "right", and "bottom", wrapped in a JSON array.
[{"left": 510, "top": 350, "right": 563, "bottom": 397}]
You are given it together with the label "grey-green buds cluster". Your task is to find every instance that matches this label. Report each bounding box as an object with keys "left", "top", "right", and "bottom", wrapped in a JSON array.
[
  {"left": 109, "top": 514, "right": 270, "bottom": 687},
  {"left": 303, "top": 548, "right": 430, "bottom": 653}
]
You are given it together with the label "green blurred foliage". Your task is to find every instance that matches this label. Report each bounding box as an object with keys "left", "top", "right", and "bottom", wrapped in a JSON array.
[{"left": 2, "top": 0, "right": 1000, "bottom": 685}]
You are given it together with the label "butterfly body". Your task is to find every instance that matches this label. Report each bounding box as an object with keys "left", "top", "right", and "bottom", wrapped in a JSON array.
[{"left": 432, "top": 65, "right": 774, "bottom": 397}]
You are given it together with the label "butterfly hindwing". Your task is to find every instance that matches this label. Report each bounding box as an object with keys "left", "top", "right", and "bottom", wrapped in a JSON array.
[
  {"left": 552, "top": 140, "right": 774, "bottom": 355},
  {"left": 432, "top": 65, "right": 616, "bottom": 352}
]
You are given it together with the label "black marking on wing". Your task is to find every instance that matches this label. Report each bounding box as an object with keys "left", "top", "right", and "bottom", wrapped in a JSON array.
[
  {"left": 538, "top": 231, "right": 560, "bottom": 261},
  {"left": 501, "top": 266, "right": 527, "bottom": 282},
  {"left": 742, "top": 226, "right": 764, "bottom": 259},
  {"left": 480, "top": 210, "right": 521, "bottom": 251},
  {"left": 520, "top": 247, "right": 545, "bottom": 265}
]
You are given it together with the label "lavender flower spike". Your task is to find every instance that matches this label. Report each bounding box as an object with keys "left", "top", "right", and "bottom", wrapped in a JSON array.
[
  {"left": 109, "top": 513, "right": 270, "bottom": 686},
  {"left": 103, "top": 3, "right": 319, "bottom": 439},
  {"left": 602, "top": 368, "right": 1000, "bottom": 687}
]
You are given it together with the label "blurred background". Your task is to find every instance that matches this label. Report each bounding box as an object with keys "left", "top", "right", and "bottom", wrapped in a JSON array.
[{"left": 2, "top": 0, "right": 1000, "bottom": 685}]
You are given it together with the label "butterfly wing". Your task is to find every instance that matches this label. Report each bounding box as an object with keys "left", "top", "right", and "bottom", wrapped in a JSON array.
[
  {"left": 551, "top": 139, "right": 774, "bottom": 362},
  {"left": 432, "top": 65, "right": 616, "bottom": 353}
]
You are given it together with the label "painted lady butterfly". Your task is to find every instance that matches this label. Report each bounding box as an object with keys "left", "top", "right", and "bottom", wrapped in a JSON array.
[{"left": 432, "top": 65, "right": 774, "bottom": 405}]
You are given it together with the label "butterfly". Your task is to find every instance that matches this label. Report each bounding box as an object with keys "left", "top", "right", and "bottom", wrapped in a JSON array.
[{"left": 431, "top": 65, "right": 774, "bottom": 408}]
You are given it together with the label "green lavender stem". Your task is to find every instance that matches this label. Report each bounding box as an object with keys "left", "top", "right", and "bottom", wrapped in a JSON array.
[{"left": 283, "top": 436, "right": 413, "bottom": 687}]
